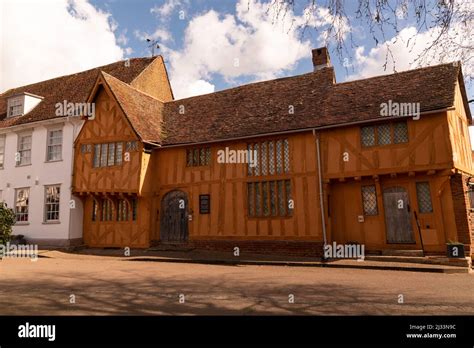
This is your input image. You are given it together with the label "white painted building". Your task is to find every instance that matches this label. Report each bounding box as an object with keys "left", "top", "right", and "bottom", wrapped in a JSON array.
[{"left": 0, "top": 114, "right": 84, "bottom": 246}]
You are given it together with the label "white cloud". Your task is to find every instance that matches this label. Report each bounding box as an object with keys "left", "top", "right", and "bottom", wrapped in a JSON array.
[
  {"left": 134, "top": 28, "right": 173, "bottom": 43},
  {"left": 166, "top": 0, "right": 316, "bottom": 99},
  {"left": 0, "top": 0, "right": 126, "bottom": 93},
  {"left": 150, "top": 0, "right": 186, "bottom": 18},
  {"left": 347, "top": 22, "right": 474, "bottom": 147},
  {"left": 346, "top": 6, "right": 473, "bottom": 82},
  {"left": 117, "top": 29, "right": 129, "bottom": 46}
]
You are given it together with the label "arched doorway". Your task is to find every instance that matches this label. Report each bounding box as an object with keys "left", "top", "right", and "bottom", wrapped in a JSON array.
[
  {"left": 160, "top": 190, "right": 189, "bottom": 243},
  {"left": 383, "top": 186, "right": 415, "bottom": 243}
]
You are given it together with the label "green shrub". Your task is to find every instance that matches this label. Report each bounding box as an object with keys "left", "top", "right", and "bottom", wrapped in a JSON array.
[{"left": 0, "top": 202, "right": 16, "bottom": 245}]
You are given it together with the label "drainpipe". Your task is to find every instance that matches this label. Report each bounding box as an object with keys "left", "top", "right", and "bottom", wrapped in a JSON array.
[
  {"left": 313, "top": 129, "right": 328, "bottom": 249},
  {"left": 67, "top": 117, "right": 81, "bottom": 248}
]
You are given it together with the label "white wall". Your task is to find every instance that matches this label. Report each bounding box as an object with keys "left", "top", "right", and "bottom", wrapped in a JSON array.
[{"left": 0, "top": 118, "right": 83, "bottom": 243}]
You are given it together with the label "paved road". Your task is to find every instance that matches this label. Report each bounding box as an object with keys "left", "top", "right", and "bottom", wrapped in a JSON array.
[{"left": 0, "top": 253, "right": 473, "bottom": 315}]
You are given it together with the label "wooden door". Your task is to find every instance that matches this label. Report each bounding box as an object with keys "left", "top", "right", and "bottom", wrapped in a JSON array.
[
  {"left": 160, "top": 190, "right": 189, "bottom": 243},
  {"left": 383, "top": 186, "right": 415, "bottom": 243}
]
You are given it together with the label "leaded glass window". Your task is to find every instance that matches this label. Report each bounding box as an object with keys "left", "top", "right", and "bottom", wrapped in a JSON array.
[
  {"left": 394, "top": 122, "right": 409, "bottom": 143},
  {"left": 416, "top": 182, "right": 433, "bottom": 213},
  {"left": 377, "top": 124, "right": 391, "bottom": 145},
  {"left": 362, "top": 185, "right": 378, "bottom": 216},
  {"left": 361, "top": 126, "right": 375, "bottom": 147},
  {"left": 247, "top": 180, "right": 292, "bottom": 218}
]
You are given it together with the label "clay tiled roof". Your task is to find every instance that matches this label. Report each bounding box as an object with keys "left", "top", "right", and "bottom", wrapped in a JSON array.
[
  {"left": 0, "top": 57, "right": 157, "bottom": 129},
  {"left": 160, "top": 62, "right": 469, "bottom": 145},
  {"left": 100, "top": 72, "right": 165, "bottom": 143}
]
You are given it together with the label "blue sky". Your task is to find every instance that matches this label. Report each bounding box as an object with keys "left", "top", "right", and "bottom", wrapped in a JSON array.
[
  {"left": 86, "top": 0, "right": 472, "bottom": 109},
  {"left": 1, "top": 0, "right": 472, "bottom": 115}
]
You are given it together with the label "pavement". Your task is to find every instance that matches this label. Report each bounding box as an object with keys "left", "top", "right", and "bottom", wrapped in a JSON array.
[
  {"left": 36, "top": 248, "right": 472, "bottom": 274},
  {"left": 0, "top": 250, "right": 473, "bottom": 315}
]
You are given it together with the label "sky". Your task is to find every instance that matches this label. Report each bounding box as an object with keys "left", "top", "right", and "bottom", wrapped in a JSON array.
[{"left": 0, "top": 0, "right": 473, "bottom": 116}]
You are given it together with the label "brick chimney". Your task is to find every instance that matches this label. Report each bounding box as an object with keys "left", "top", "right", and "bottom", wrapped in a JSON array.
[{"left": 312, "top": 47, "right": 331, "bottom": 71}]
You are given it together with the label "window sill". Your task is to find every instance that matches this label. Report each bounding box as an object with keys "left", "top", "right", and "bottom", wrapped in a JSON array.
[
  {"left": 42, "top": 221, "right": 60, "bottom": 224},
  {"left": 45, "top": 159, "right": 63, "bottom": 163},
  {"left": 15, "top": 163, "right": 32, "bottom": 167},
  {"left": 15, "top": 222, "right": 30, "bottom": 226}
]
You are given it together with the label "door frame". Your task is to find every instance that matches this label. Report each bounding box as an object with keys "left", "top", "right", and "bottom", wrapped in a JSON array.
[
  {"left": 381, "top": 181, "right": 417, "bottom": 245},
  {"left": 159, "top": 190, "right": 189, "bottom": 244}
]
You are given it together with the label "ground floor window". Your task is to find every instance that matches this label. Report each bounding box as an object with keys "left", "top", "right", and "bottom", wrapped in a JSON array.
[
  {"left": 92, "top": 197, "right": 137, "bottom": 222},
  {"left": 44, "top": 185, "right": 61, "bottom": 222},
  {"left": 415, "top": 182, "right": 433, "bottom": 213},
  {"left": 92, "top": 199, "right": 98, "bottom": 222},
  {"left": 361, "top": 185, "right": 378, "bottom": 216},
  {"left": 15, "top": 188, "right": 30, "bottom": 222},
  {"left": 247, "top": 179, "right": 292, "bottom": 217},
  {"left": 101, "top": 199, "right": 114, "bottom": 221},
  {"left": 117, "top": 199, "right": 129, "bottom": 221}
]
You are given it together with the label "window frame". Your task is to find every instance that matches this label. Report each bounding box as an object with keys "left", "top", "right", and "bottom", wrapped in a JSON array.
[
  {"left": 247, "top": 138, "right": 291, "bottom": 177},
  {"left": 361, "top": 184, "right": 379, "bottom": 216},
  {"left": 46, "top": 127, "right": 63, "bottom": 162},
  {"left": 0, "top": 134, "right": 5, "bottom": 169},
  {"left": 16, "top": 132, "right": 32, "bottom": 166},
  {"left": 186, "top": 147, "right": 211, "bottom": 167},
  {"left": 361, "top": 121, "right": 409, "bottom": 148},
  {"left": 247, "top": 179, "right": 292, "bottom": 219},
  {"left": 14, "top": 187, "right": 30, "bottom": 223},
  {"left": 101, "top": 198, "right": 114, "bottom": 221},
  {"left": 7, "top": 96, "right": 24, "bottom": 118},
  {"left": 92, "top": 142, "right": 124, "bottom": 168},
  {"left": 44, "top": 184, "right": 61, "bottom": 222},
  {"left": 117, "top": 199, "right": 130, "bottom": 222},
  {"left": 415, "top": 181, "right": 434, "bottom": 214}
]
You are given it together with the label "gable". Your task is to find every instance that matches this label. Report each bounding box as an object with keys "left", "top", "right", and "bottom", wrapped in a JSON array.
[
  {"left": 130, "top": 56, "right": 174, "bottom": 102},
  {"left": 76, "top": 86, "right": 139, "bottom": 144}
]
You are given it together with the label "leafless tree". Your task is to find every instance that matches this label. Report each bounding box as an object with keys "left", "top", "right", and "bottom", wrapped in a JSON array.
[{"left": 260, "top": 0, "right": 473, "bottom": 82}]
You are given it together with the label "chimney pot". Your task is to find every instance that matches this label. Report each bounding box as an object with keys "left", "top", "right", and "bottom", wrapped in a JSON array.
[{"left": 312, "top": 47, "right": 331, "bottom": 71}]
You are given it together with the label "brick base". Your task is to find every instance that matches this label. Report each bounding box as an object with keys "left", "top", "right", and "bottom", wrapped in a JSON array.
[
  {"left": 449, "top": 173, "right": 474, "bottom": 257},
  {"left": 190, "top": 240, "right": 324, "bottom": 257}
]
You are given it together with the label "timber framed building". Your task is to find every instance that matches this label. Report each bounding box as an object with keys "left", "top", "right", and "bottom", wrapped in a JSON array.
[{"left": 2, "top": 48, "right": 473, "bottom": 258}]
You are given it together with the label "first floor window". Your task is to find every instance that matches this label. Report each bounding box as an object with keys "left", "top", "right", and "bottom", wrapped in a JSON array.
[
  {"left": 0, "top": 135, "right": 5, "bottom": 169},
  {"left": 248, "top": 179, "right": 292, "bottom": 217},
  {"left": 361, "top": 185, "right": 378, "bottom": 216},
  {"left": 247, "top": 139, "right": 290, "bottom": 176},
  {"left": 15, "top": 188, "right": 30, "bottom": 222},
  {"left": 361, "top": 121, "right": 408, "bottom": 147},
  {"left": 93, "top": 142, "right": 124, "bottom": 168},
  {"left": 46, "top": 129, "right": 63, "bottom": 161},
  {"left": 361, "top": 126, "right": 375, "bottom": 147},
  {"left": 44, "top": 185, "right": 61, "bottom": 221},
  {"left": 186, "top": 147, "right": 211, "bottom": 167},
  {"left": 17, "top": 133, "right": 32, "bottom": 165}
]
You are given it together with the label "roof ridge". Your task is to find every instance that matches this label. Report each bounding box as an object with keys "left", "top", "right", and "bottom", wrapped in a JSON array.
[
  {"left": 167, "top": 68, "right": 334, "bottom": 104},
  {"left": 336, "top": 61, "right": 459, "bottom": 86}
]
